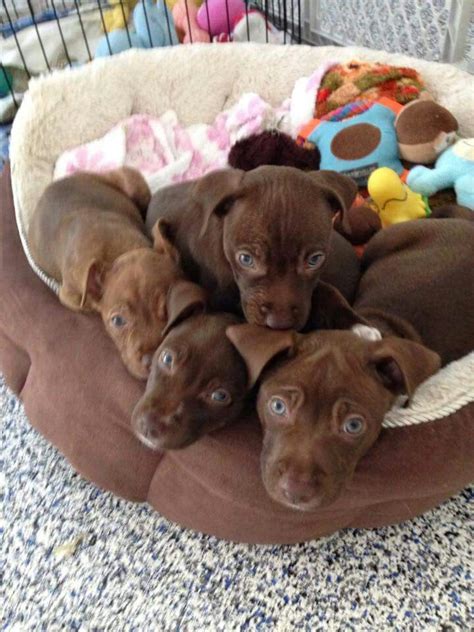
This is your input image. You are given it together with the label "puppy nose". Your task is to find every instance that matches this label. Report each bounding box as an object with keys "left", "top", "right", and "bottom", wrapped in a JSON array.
[
  {"left": 150, "top": 403, "right": 184, "bottom": 426},
  {"left": 141, "top": 353, "right": 153, "bottom": 370},
  {"left": 265, "top": 313, "right": 296, "bottom": 330},
  {"left": 138, "top": 410, "right": 176, "bottom": 438},
  {"left": 139, "top": 410, "right": 162, "bottom": 432},
  {"left": 278, "top": 474, "right": 320, "bottom": 506},
  {"left": 134, "top": 411, "right": 161, "bottom": 443}
]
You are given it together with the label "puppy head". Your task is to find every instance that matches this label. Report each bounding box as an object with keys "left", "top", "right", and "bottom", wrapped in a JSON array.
[
  {"left": 131, "top": 313, "right": 250, "bottom": 450},
  {"left": 83, "top": 245, "right": 206, "bottom": 380},
  {"left": 228, "top": 325, "right": 440, "bottom": 511},
  {"left": 194, "top": 167, "right": 357, "bottom": 331}
]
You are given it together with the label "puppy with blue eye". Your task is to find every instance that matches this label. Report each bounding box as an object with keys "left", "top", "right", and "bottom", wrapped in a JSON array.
[
  {"left": 146, "top": 166, "right": 360, "bottom": 331},
  {"left": 28, "top": 168, "right": 207, "bottom": 380},
  {"left": 131, "top": 312, "right": 252, "bottom": 450},
  {"left": 227, "top": 324, "right": 440, "bottom": 511}
]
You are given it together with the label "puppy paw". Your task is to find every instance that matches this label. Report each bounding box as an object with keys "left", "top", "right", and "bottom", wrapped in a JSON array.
[{"left": 351, "top": 324, "right": 382, "bottom": 342}]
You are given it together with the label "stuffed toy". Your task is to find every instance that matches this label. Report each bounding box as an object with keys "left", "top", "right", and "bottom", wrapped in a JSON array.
[
  {"left": 231, "top": 10, "right": 284, "bottom": 43},
  {"left": 368, "top": 167, "right": 430, "bottom": 227},
  {"left": 315, "top": 61, "right": 430, "bottom": 118},
  {"left": 196, "top": 0, "right": 245, "bottom": 36},
  {"left": 173, "top": 0, "right": 209, "bottom": 42},
  {"left": 95, "top": 28, "right": 143, "bottom": 56},
  {"left": 395, "top": 99, "right": 458, "bottom": 164},
  {"left": 407, "top": 138, "right": 474, "bottom": 210},
  {"left": 338, "top": 189, "right": 473, "bottom": 248},
  {"left": 159, "top": 0, "right": 183, "bottom": 7},
  {"left": 102, "top": 0, "right": 139, "bottom": 33},
  {"left": 95, "top": 0, "right": 178, "bottom": 57},
  {"left": 228, "top": 130, "right": 320, "bottom": 171},
  {"left": 298, "top": 98, "right": 404, "bottom": 186}
]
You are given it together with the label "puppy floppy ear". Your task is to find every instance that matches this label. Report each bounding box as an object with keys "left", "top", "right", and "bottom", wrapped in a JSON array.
[
  {"left": 369, "top": 337, "right": 441, "bottom": 399},
  {"left": 310, "top": 281, "right": 370, "bottom": 330},
  {"left": 80, "top": 260, "right": 106, "bottom": 308},
  {"left": 162, "top": 280, "right": 207, "bottom": 336},
  {"left": 193, "top": 168, "right": 245, "bottom": 235},
  {"left": 307, "top": 170, "right": 358, "bottom": 234},
  {"left": 152, "top": 218, "right": 180, "bottom": 264},
  {"left": 226, "top": 324, "right": 295, "bottom": 388}
]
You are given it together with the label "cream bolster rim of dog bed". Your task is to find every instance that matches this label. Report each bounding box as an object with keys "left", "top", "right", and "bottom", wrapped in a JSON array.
[{"left": 9, "top": 44, "right": 474, "bottom": 430}]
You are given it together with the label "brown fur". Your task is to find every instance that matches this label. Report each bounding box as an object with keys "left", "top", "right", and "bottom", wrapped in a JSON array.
[
  {"left": 146, "top": 166, "right": 361, "bottom": 331},
  {"left": 227, "top": 219, "right": 474, "bottom": 510},
  {"left": 356, "top": 219, "right": 474, "bottom": 365},
  {"left": 28, "top": 168, "right": 204, "bottom": 379},
  {"left": 132, "top": 313, "right": 251, "bottom": 450}
]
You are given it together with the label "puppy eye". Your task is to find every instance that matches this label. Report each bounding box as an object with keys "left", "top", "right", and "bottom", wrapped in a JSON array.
[
  {"left": 237, "top": 252, "right": 254, "bottom": 268},
  {"left": 342, "top": 416, "right": 365, "bottom": 435},
  {"left": 305, "top": 252, "right": 325, "bottom": 270},
  {"left": 269, "top": 396, "right": 288, "bottom": 417},
  {"left": 210, "top": 388, "right": 231, "bottom": 404},
  {"left": 159, "top": 349, "right": 174, "bottom": 368},
  {"left": 111, "top": 314, "right": 127, "bottom": 328}
]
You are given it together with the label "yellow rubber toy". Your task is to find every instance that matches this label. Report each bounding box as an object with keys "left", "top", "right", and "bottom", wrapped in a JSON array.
[{"left": 367, "top": 167, "right": 430, "bottom": 228}]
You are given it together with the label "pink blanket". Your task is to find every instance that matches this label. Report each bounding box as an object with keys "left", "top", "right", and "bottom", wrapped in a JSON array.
[
  {"left": 54, "top": 65, "right": 333, "bottom": 192},
  {"left": 55, "top": 93, "right": 291, "bottom": 192}
]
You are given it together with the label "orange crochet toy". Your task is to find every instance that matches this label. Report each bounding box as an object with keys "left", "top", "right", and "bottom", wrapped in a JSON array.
[{"left": 315, "top": 61, "right": 429, "bottom": 118}]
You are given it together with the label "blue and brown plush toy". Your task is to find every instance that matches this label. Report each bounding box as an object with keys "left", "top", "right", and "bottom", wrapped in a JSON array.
[
  {"left": 95, "top": 0, "right": 178, "bottom": 57},
  {"left": 297, "top": 97, "right": 404, "bottom": 186},
  {"left": 407, "top": 138, "right": 474, "bottom": 210}
]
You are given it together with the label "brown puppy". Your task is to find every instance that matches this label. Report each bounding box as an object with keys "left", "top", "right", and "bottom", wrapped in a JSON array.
[
  {"left": 28, "top": 168, "right": 204, "bottom": 379},
  {"left": 227, "top": 327, "right": 440, "bottom": 511},
  {"left": 146, "top": 166, "right": 360, "bottom": 330},
  {"left": 227, "top": 219, "right": 474, "bottom": 510},
  {"left": 132, "top": 312, "right": 251, "bottom": 450},
  {"left": 30, "top": 168, "right": 152, "bottom": 312}
]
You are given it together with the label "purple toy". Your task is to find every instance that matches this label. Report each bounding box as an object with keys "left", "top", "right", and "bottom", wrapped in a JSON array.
[{"left": 196, "top": 0, "right": 245, "bottom": 36}]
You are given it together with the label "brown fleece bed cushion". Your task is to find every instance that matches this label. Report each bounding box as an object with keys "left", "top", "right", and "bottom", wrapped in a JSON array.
[{"left": 1, "top": 164, "right": 474, "bottom": 544}]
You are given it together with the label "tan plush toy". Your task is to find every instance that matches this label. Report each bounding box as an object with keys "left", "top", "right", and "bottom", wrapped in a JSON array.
[{"left": 395, "top": 99, "right": 458, "bottom": 164}]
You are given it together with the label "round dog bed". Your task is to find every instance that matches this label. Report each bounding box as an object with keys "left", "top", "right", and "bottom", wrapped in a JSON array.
[{"left": 2, "top": 44, "right": 474, "bottom": 544}]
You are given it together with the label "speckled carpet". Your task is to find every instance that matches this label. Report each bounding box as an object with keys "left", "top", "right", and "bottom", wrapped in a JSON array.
[{"left": 1, "top": 375, "right": 472, "bottom": 631}]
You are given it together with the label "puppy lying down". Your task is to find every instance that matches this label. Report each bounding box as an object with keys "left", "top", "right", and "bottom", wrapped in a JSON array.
[
  {"left": 28, "top": 168, "right": 205, "bottom": 379},
  {"left": 132, "top": 312, "right": 252, "bottom": 450},
  {"left": 147, "top": 166, "right": 361, "bottom": 330}
]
